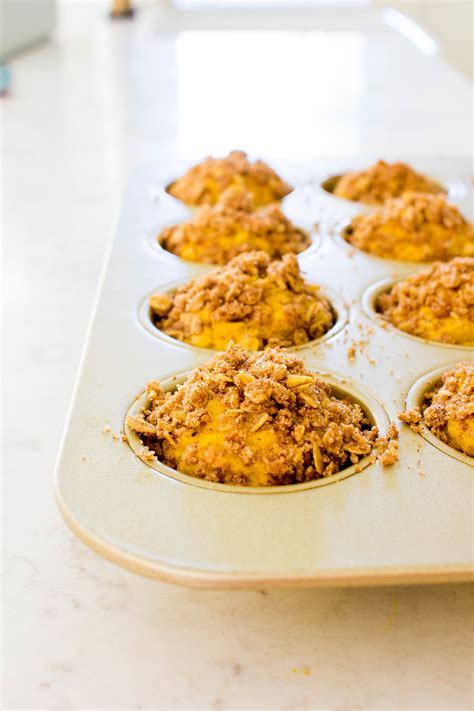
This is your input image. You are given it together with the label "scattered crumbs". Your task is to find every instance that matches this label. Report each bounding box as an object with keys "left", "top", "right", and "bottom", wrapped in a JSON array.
[
  {"left": 418, "top": 468, "right": 427, "bottom": 477},
  {"left": 291, "top": 665, "right": 311, "bottom": 676},
  {"left": 347, "top": 344, "right": 357, "bottom": 362},
  {"left": 398, "top": 408, "right": 422, "bottom": 433},
  {"left": 102, "top": 423, "right": 126, "bottom": 441},
  {"left": 137, "top": 445, "right": 157, "bottom": 462},
  {"left": 375, "top": 423, "right": 399, "bottom": 466},
  {"left": 80, "top": 455, "right": 87, "bottom": 462}
]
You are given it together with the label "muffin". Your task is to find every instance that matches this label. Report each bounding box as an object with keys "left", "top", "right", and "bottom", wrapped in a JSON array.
[
  {"left": 332, "top": 160, "right": 445, "bottom": 206},
  {"left": 400, "top": 363, "right": 474, "bottom": 457},
  {"left": 168, "top": 150, "right": 292, "bottom": 207},
  {"left": 377, "top": 258, "right": 474, "bottom": 345},
  {"left": 343, "top": 192, "right": 474, "bottom": 262},
  {"left": 150, "top": 251, "right": 334, "bottom": 350},
  {"left": 159, "top": 188, "right": 310, "bottom": 264},
  {"left": 126, "top": 344, "right": 380, "bottom": 486}
]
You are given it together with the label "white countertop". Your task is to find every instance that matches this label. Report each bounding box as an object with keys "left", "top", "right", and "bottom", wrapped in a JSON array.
[{"left": 3, "top": 3, "right": 473, "bottom": 709}]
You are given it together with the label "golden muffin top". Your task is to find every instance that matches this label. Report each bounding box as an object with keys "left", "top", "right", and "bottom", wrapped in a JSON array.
[
  {"left": 333, "top": 160, "right": 445, "bottom": 205},
  {"left": 400, "top": 363, "right": 474, "bottom": 457},
  {"left": 150, "top": 251, "right": 334, "bottom": 351},
  {"left": 126, "top": 344, "right": 397, "bottom": 487},
  {"left": 343, "top": 192, "right": 474, "bottom": 262},
  {"left": 377, "top": 257, "right": 474, "bottom": 345},
  {"left": 159, "top": 188, "right": 310, "bottom": 264},
  {"left": 168, "top": 150, "right": 292, "bottom": 207}
]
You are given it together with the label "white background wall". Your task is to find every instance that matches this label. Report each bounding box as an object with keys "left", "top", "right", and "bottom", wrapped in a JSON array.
[
  {"left": 376, "top": 0, "right": 473, "bottom": 78},
  {"left": 0, "top": 0, "right": 55, "bottom": 61}
]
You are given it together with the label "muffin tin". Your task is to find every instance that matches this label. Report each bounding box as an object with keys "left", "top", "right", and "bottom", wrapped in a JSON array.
[{"left": 55, "top": 158, "right": 473, "bottom": 588}]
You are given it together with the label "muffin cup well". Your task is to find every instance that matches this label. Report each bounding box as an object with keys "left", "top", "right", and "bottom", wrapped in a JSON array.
[
  {"left": 148, "top": 224, "right": 322, "bottom": 271},
  {"left": 361, "top": 279, "right": 474, "bottom": 350},
  {"left": 124, "top": 371, "right": 390, "bottom": 493},
  {"left": 138, "top": 281, "right": 348, "bottom": 354},
  {"left": 319, "top": 172, "right": 464, "bottom": 207},
  {"left": 332, "top": 219, "right": 458, "bottom": 268},
  {"left": 405, "top": 365, "right": 474, "bottom": 466}
]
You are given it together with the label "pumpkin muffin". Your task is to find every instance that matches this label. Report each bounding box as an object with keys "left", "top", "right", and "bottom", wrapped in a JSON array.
[
  {"left": 159, "top": 188, "right": 310, "bottom": 264},
  {"left": 400, "top": 363, "right": 474, "bottom": 457},
  {"left": 150, "top": 251, "right": 334, "bottom": 350},
  {"left": 332, "top": 160, "right": 445, "bottom": 205},
  {"left": 126, "top": 344, "right": 382, "bottom": 486},
  {"left": 377, "top": 258, "right": 474, "bottom": 346},
  {"left": 168, "top": 150, "right": 292, "bottom": 207},
  {"left": 343, "top": 192, "right": 474, "bottom": 262}
]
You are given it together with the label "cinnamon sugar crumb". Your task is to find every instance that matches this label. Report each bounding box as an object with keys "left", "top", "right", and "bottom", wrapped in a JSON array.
[
  {"left": 375, "top": 423, "right": 399, "bottom": 466},
  {"left": 347, "top": 344, "right": 357, "bottom": 362},
  {"left": 398, "top": 408, "right": 422, "bottom": 433}
]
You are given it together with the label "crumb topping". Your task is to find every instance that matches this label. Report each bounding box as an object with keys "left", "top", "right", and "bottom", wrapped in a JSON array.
[
  {"left": 343, "top": 192, "right": 474, "bottom": 263},
  {"left": 399, "top": 363, "right": 474, "bottom": 457},
  {"left": 159, "top": 188, "right": 310, "bottom": 264},
  {"left": 126, "top": 344, "right": 386, "bottom": 487},
  {"left": 150, "top": 251, "right": 334, "bottom": 350},
  {"left": 333, "top": 160, "right": 445, "bottom": 205},
  {"left": 375, "top": 423, "right": 399, "bottom": 466},
  {"left": 168, "top": 150, "right": 292, "bottom": 207},
  {"left": 377, "top": 258, "right": 474, "bottom": 345}
]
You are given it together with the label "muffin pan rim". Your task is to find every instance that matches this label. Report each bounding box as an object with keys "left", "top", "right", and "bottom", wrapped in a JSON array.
[
  {"left": 124, "top": 368, "right": 390, "bottom": 493},
  {"left": 54, "top": 157, "right": 474, "bottom": 588}
]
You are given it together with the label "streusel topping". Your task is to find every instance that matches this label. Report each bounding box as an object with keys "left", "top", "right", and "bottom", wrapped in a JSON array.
[
  {"left": 168, "top": 150, "right": 292, "bottom": 207},
  {"left": 150, "top": 251, "right": 334, "bottom": 350},
  {"left": 159, "top": 188, "right": 310, "bottom": 264},
  {"left": 377, "top": 258, "right": 474, "bottom": 345},
  {"left": 126, "top": 344, "right": 389, "bottom": 487},
  {"left": 343, "top": 192, "right": 474, "bottom": 262},
  {"left": 333, "top": 160, "right": 444, "bottom": 205},
  {"left": 400, "top": 363, "right": 473, "bottom": 457}
]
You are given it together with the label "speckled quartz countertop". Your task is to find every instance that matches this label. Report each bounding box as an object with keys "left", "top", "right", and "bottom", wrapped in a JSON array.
[{"left": 3, "top": 3, "right": 473, "bottom": 709}]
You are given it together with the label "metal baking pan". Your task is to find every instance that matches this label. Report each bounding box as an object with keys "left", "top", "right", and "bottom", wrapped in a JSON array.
[{"left": 54, "top": 158, "right": 473, "bottom": 588}]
